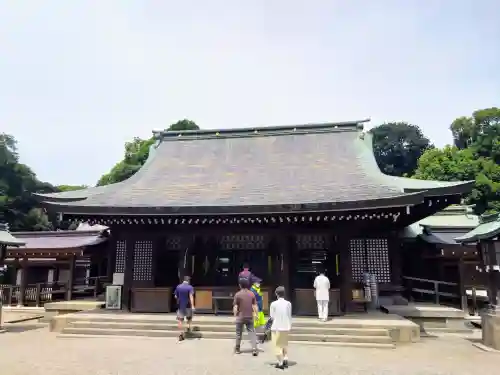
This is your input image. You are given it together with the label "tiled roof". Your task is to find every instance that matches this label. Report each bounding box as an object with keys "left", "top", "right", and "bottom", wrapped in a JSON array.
[
  {"left": 35, "top": 121, "right": 473, "bottom": 215},
  {"left": 0, "top": 223, "right": 25, "bottom": 246},
  {"left": 402, "top": 205, "right": 479, "bottom": 240},
  {"left": 455, "top": 213, "right": 500, "bottom": 243},
  {"left": 6, "top": 230, "right": 107, "bottom": 250}
]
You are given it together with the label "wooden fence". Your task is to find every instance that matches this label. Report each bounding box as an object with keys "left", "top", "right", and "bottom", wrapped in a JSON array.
[
  {"left": 0, "top": 276, "right": 109, "bottom": 307},
  {"left": 402, "top": 275, "right": 487, "bottom": 315}
]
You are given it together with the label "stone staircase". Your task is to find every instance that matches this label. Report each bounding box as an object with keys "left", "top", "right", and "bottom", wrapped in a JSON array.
[{"left": 58, "top": 315, "right": 397, "bottom": 349}]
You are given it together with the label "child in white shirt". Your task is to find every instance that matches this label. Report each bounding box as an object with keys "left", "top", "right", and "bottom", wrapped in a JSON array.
[{"left": 269, "top": 286, "right": 292, "bottom": 369}]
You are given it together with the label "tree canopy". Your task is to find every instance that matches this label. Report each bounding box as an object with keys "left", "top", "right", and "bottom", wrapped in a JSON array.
[
  {"left": 0, "top": 133, "right": 59, "bottom": 231},
  {"left": 370, "top": 122, "right": 433, "bottom": 177},
  {"left": 414, "top": 107, "right": 500, "bottom": 214},
  {"left": 56, "top": 184, "right": 88, "bottom": 192}
]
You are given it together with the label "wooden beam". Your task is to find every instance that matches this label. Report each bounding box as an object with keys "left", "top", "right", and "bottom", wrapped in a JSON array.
[
  {"left": 66, "top": 255, "right": 76, "bottom": 300},
  {"left": 338, "top": 236, "right": 353, "bottom": 313},
  {"left": 458, "top": 256, "right": 467, "bottom": 311},
  {"left": 18, "top": 257, "right": 28, "bottom": 306}
]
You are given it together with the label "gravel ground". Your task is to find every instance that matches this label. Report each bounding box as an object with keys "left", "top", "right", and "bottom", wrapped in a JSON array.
[{"left": 0, "top": 326, "right": 498, "bottom": 375}]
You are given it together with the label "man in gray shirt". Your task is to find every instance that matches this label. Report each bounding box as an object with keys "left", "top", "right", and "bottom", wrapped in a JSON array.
[{"left": 233, "top": 280, "right": 259, "bottom": 356}]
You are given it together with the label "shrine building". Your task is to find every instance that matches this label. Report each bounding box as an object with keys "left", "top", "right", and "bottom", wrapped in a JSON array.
[{"left": 35, "top": 120, "right": 473, "bottom": 315}]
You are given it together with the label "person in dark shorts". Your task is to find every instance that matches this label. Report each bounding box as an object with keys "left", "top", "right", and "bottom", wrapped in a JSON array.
[
  {"left": 233, "top": 280, "right": 259, "bottom": 356},
  {"left": 174, "top": 276, "right": 195, "bottom": 341}
]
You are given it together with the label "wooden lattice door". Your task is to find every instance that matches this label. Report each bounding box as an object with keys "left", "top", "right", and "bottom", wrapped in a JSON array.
[
  {"left": 132, "top": 240, "right": 154, "bottom": 287},
  {"left": 349, "top": 238, "right": 391, "bottom": 283}
]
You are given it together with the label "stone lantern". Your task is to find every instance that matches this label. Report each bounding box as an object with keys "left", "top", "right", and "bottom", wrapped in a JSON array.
[
  {"left": 0, "top": 222, "right": 25, "bottom": 331},
  {"left": 456, "top": 213, "right": 500, "bottom": 350}
]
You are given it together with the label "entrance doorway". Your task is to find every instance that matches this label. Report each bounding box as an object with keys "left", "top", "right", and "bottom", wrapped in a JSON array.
[{"left": 292, "top": 234, "right": 342, "bottom": 315}]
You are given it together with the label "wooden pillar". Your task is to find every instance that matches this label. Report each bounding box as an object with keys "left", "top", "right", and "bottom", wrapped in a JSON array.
[
  {"left": 122, "top": 237, "right": 135, "bottom": 310},
  {"left": 97, "top": 257, "right": 103, "bottom": 278},
  {"left": 327, "top": 235, "right": 338, "bottom": 282},
  {"left": 66, "top": 255, "right": 76, "bottom": 300},
  {"left": 458, "top": 256, "right": 467, "bottom": 311},
  {"left": 278, "top": 234, "right": 291, "bottom": 298},
  {"left": 18, "top": 257, "right": 28, "bottom": 306},
  {"left": 338, "top": 236, "right": 353, "bottom": 313},
  {"left": 388, "top": 235, "right": 402, "bottom": 286},
  {"left": 485, "top": 241, "right": 499, "bottom": 307},
  {"left": 178, "top": 235, "right": 196, "bottom": 282},
  {"left": 47, "top": 268, "right": 55, "bottom": 283},
  {"left": 205, "top": 236, "right": 218, "bottom": 286}
]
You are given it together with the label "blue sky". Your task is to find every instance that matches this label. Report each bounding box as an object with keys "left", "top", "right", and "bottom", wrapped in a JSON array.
[{"left": 1, "top": 1, "right": 499, "bottom": 186}]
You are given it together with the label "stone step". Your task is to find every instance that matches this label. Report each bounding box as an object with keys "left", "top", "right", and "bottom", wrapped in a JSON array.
[
  {"left": 68, "top": 321, "right": 390, "bottom": 336},
  {"left": 60, "top": 327, "right": 393, "bottom": 344},
  {"left": 58, "top": 333, "right": 395, "bottom": 348},
  {"left": 66, "top": 315, "right": 397, "bottom": 329},
  {"left": 58, "top": 333, "right": 396, "bottom": 349}
]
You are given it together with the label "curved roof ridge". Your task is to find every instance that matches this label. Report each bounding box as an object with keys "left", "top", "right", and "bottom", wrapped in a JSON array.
[
  {"left": 356, "top": 132, "right": 474, "bottom": 196},
  {"left": 153, "top": 119, "right": 370, "bottom": 142}
]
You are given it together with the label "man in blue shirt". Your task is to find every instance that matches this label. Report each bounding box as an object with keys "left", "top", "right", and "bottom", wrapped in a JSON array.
[{"left": 174, "top": 276, "right": 195, "bottom": 341}]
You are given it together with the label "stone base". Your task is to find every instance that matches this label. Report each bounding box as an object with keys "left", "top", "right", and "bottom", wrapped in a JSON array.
[
  {"left": 482, "top": 312, "right": 500, "bottom": 350},
  {"left": 44, "top": 300, "right": 104, "bottom": 316},
  {"left": 381, "top": 303, "right": 470, "bottom": 333}
]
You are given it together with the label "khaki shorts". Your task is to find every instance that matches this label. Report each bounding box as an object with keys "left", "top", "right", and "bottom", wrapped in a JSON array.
[{"left": 271, "top": 331, "right": 289, "bottom": 354}]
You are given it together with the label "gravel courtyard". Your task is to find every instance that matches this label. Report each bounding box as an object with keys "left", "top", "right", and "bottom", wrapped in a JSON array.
[{"left": 0, "top": 324, "right": 498, "bottom": 375}]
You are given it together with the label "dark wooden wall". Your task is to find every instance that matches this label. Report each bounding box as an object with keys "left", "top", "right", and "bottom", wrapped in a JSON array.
[{"left": 107, "top": 223, "right": 400, "bottom": 312}]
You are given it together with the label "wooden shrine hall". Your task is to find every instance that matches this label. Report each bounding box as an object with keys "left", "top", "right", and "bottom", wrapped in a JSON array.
[
  {"left": 35, "top": 120, "right": 473, "bottom": 315},
  {"left": 1, "top": 229, "right": 109, "bottom": 306},
  {"left": 401, "top": 205, "right": 488, "bottom": 312}
]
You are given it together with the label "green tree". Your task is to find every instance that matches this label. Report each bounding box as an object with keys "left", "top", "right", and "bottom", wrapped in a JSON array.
[
  {"left": 56, "top": 184, "right": 88, "bottom": 192},
  {"left": 97, "top": 119, "right": 200, "bottom": 186},
  {"left": 166, "top": 119, "right": 199, "bottom": 132},
  {"left": 0, "top": 133, "right": 59, "bottom": 231},
  {"left": 451, "top": 107, "right": 500, "bottom": 162},
  {"left": 414, "top": 146, "right": 500, "bottom": 214},
  {"left": 370, "top": 122, "right": 433, "bottom": 177}
]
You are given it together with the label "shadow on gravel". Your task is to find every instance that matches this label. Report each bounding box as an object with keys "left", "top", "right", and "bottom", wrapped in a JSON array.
[
  {"left": 183, "top": 331, "right": 203, "bottom": 339},
  {"left": 2, "top": 324, "right": 46, "bottom": 333},
  {"left": 265, "top": 360, "right": 297, "bottom": 367},
  {"left": 466, "top": 337, "right": 482, "bottom": 344}
]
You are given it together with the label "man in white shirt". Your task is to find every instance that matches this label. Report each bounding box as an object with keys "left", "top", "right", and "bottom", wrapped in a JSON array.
[
  {"left": 313, "top": 270, "right": 330, "bottom": 322},
  {"left": 269, "top": 286, "right": 292, "bottom": 369}
]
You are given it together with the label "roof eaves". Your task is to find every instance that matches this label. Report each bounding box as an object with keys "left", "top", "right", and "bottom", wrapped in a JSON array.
[
  {"left": 455, "top": 215, "right": 500, "bottom": 243},
  {"left": 404, "top": 182, "right": 475, "bottom": 197},
  {"left": 11, "top": 229, "right": 104, "bottom": 237},
  {"left": 355, "top": 133, "right": 474, "bottom": 198},
  {"left": 39, "top": 192, "right": 425, "bottom": 216}
]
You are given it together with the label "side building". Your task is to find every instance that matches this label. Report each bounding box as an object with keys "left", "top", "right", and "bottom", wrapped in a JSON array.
[
  {"left": 2, "top": 229, "right": 109, "bottom": 306},
  {"left": 402, "top": 205, "right": 486, "bottom": 310},
  {"left": 35, "top": 120, "right": 473, "bottom": 315}
]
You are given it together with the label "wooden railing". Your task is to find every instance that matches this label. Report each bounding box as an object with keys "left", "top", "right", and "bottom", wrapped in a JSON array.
[
  {"left": 402, "top": 276, "right": 487, "bottom": 314},
  {"left": 0, "top": 282, "right": 68, "bottom": 307},
  {"left": 402, "top": 276, "right": 460, "bottom": 304},
  {"left": 0, "top": 276, "right": 110, "bottom": 307},
  {"left": 73, "top": 276, "right": 109, "bottom": 299}
]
